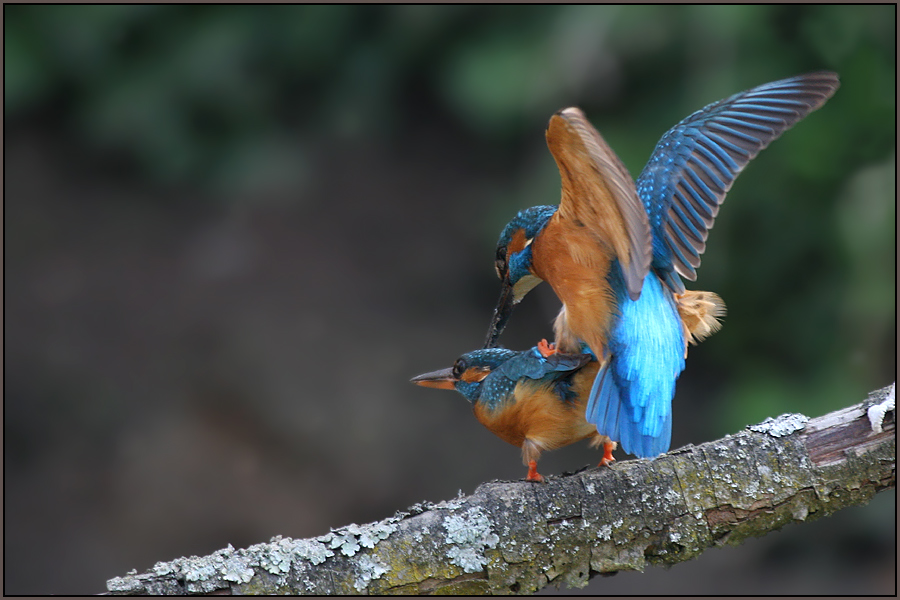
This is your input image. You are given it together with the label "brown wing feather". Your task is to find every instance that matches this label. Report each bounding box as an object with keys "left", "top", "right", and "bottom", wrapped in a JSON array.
[{"left": 546, "top": 107, "right": 652, "bottom": 300}]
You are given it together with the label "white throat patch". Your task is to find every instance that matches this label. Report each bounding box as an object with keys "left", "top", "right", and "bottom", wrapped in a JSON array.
[{"left": 512, "top": 274, "right": 542, "bottom": 303}]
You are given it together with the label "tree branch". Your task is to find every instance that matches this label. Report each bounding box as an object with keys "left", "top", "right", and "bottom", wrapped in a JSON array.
[{"left": 107, "top": 384, "right": 895, "bottom": 595}]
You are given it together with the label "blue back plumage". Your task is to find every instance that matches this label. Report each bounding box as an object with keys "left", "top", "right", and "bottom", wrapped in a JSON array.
[
  {"left": 463, "top": 345, "right": 591, "bottom": 412},
  {"left": 636, "top": 72, "right": 839, "bottom": 292},
  {"left": 497, "top": 345, "right": 590, "bottom": 380},
  {"left": 585, "top": 269, "right": 685, "bottom": 458}
]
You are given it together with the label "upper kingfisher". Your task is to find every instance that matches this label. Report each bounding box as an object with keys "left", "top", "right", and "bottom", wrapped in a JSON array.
[
  {"left": 482, "top": 72, "right": 840, "bottom": 459},
  {"left": 411, "top": 340, "right": 613, "bottom": 482}
]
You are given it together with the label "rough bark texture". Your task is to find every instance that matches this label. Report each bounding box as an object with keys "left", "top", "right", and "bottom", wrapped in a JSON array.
[{"left": 107, "top": 384, "right": 895, "bottom": 595}]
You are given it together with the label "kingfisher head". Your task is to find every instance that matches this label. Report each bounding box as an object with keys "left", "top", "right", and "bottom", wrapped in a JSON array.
[
  {"left": 484, "top": 205, "right": 557, "bottom": 348},
  {"left": 410, "top": 348, "right": 518, "bottom": 404}
]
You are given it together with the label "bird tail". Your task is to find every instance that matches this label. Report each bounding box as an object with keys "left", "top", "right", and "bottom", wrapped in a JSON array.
[
  {"left": 585, "top": 358, "right": 673, "bottom": 458},
  {"left": 584, "top": 274, "right": 684, "bottom": 458},
  {"left": 676, "top": 290, "right": 726, "bottom": 347}
]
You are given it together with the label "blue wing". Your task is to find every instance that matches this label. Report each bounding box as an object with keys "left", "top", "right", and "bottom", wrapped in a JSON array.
[
  {"left": 637, "top": 72, "right": 840, "bottom": 292},
  {"left": 498, "top": 346, "right": 592, "bottom": 381},
  {"left": 585, "top": 273, "right": 684, "bottom": 458},
  {"left": 480, "top": 345, "right": 592, "bottom": 406}
]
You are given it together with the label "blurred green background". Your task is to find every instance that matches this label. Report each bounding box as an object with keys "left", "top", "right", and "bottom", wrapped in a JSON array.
[{"left": 4, "top": 5, "right": 895, "bottom": 595}]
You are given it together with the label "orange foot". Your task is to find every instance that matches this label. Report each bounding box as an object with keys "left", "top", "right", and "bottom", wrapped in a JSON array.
[
  {"left": 537, "top": 339, "right": 557, "bottom": 358},
  {"left": 598, "top": 441, "right": 617, "bottom": 467},
  {"left": 525, "top": 460, "right": 545, "bottom": 483}
]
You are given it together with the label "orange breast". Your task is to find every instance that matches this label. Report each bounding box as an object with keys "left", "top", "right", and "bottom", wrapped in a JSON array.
[
  {"left": 472, "top": 363, "right": 600, "bottom": 452},
  {"left": 531, "top": 214, "right": 617, "bottom": 356}
]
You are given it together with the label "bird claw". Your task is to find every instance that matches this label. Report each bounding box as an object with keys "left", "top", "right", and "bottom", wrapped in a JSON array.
[
  {"left": 525, "top": 460, "right": 546, "bottom": 483},
  {"left": 537, "top": 339, "right": 558, "bottom": 357},
  {"left": 598, "top": 440, "right": 617, "bottom": 467}
]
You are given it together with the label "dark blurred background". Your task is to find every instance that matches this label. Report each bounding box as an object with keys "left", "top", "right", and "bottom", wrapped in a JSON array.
[{"left": 4, "top": 5, "right": 895, "bottom": 595}]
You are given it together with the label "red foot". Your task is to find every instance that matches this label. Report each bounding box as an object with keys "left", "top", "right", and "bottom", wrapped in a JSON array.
[
  {"left": 537, "top": 339, "right": 557, "bottom": 357},
  {"left": 598, "top": 441, "right": 617, "bottom": 467},
  {"left": 525, "top": 460, "right": 545, "bottom": 483}
]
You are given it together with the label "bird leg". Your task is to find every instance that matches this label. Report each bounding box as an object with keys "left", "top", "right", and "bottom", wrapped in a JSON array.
[
  {"left": 525, "top": 460, "right": 544, "bottom": 483},
  {"left": 537, "top": 338, "right": 558, "bottom": 357},
  {"left": 590, "top": 434, "right": 617, "bottom": 467},
  {"left": 522, "top": 438, "right": 547, "bottom": 483},
  {"left": 599, "top": 440, "right": 617, "bottom": 467}
]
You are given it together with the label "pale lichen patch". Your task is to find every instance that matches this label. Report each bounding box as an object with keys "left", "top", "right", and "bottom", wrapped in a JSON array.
[
  {"left": 221, "top": 556, "right": 255, "bottom": 584},
  {"left": 326, "top": 530, "right": 362, "bottom": 556},
  {"left": 437, "top": 490, "right": 468, "bottom": 511},
  {"left": 353, "top": 555, "right": 388, "bottom": 591},
  {"left": 320, "top": 517, "right": 400, "bottom": 558},
  {"left": 443, "top": 507, "right": 500, "bottom": 573},
  {"left": 106, "top": 576, "right": 143, "bottom": 593},
  {"left": 260, "top": 536, "right": 333, "bottom": 571},
  {"left": 147, "top": 544, "right": 254, "bottom": 593},
  {"left": 361, "top": 521, "right": 400, "bottom": 548},
  {"left": 664, "top": 488, "right": 682, "bottom": 503},
  {"left": 748, "top": 413, "right": 809, "bottom": 437}
]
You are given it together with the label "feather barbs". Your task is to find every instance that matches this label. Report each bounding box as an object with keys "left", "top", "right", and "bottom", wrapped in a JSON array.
[{"left": 547, "top": 107, "right": 652, "bottom": 300}]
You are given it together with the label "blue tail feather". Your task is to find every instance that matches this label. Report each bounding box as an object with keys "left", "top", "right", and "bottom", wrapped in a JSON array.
[
  {"left": 586, "top": 358, "right": 673, "bottom": 458},
  {"left": 585, "top": 362, "right": 620, "bottom": 442},
  {"left": 585, "top": 273, "right": 685, "bottom": 458}
]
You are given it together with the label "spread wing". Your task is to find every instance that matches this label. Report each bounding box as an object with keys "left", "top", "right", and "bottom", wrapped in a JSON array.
[
  {"left": 637, "top": 71, "right": 840, "bottom": 290},
  {"left": 547, "top": 108, "right": 652, "bottom": 301}
]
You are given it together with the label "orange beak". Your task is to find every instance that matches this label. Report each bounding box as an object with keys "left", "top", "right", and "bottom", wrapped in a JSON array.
[{"left": 410, "top": 367, "right": 457, "bottom": 390}]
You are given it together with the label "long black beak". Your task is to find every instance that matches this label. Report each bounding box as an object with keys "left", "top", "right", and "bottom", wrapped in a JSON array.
[
  {"left": 410, "top": 367, "right": 457, "bottom": 390},
  {"left": 483, "top": 280, "right": 516, "bottom": 349}
]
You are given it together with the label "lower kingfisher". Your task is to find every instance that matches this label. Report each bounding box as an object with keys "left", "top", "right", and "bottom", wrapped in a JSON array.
[
  {"left": 482, "top": 72, "right": 839, "bottom": 458},
  {"left": 412, "top": 291, "right": 724, "bottom": 481},
  {"left": 411, "top": 340, "right": 612, "bottom": 482}
]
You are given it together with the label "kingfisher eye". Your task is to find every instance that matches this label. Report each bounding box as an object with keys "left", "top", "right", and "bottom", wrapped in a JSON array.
[{"left": 451, "top": 360, "right": 465, "bottom": 379}]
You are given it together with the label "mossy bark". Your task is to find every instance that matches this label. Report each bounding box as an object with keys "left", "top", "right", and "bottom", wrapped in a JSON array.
[{"left": 107, "top": 385, "right": 895, "bottom": 595}]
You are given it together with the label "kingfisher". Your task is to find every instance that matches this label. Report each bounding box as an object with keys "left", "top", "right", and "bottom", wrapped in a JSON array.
[
  {"left": 411, "top": 340, "right": 612, "bottom": 482},
  {"left": 482, "top": 72, "right": 840, "bottom": 459}
]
